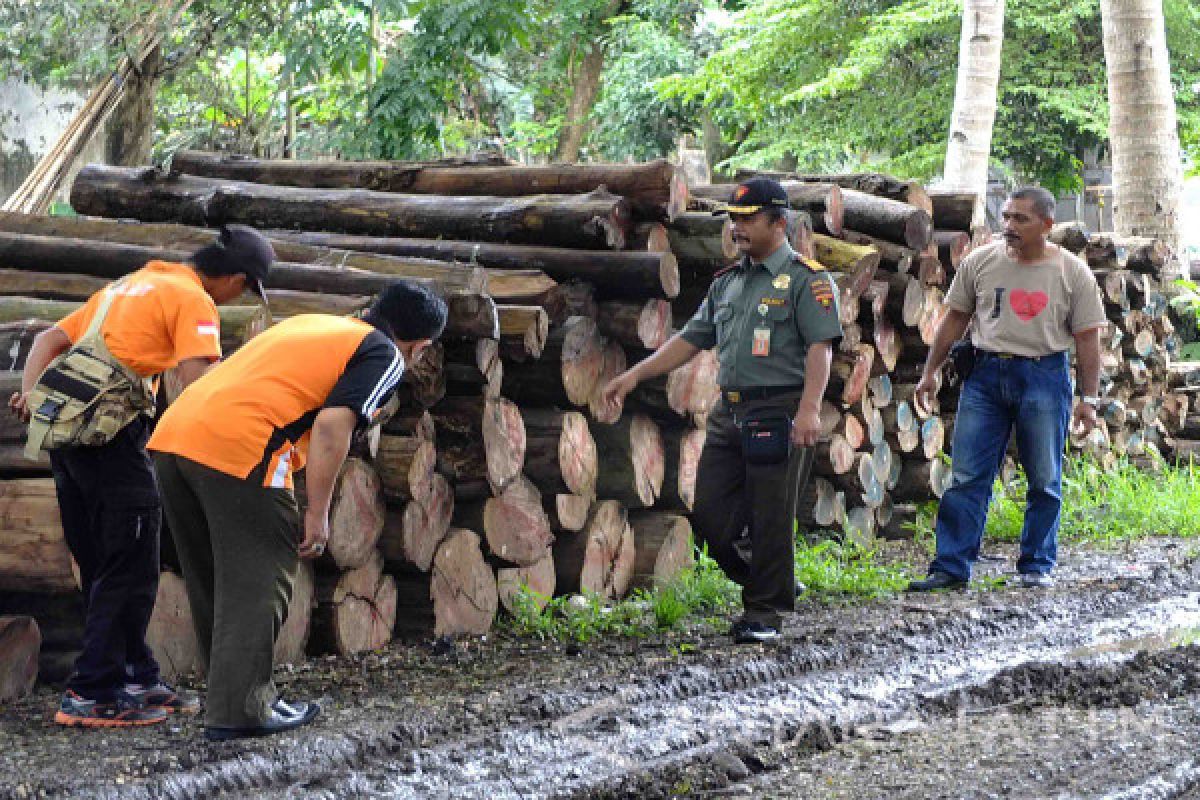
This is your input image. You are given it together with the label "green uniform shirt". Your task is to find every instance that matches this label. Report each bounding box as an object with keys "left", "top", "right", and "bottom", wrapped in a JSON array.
[{"left": 679, "top": 242, "right": 843, "bottom": 388}]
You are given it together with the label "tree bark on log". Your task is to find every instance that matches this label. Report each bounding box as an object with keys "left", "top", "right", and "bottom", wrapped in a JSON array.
[
  {"left": 170, "top": 151, "right": 687, "bottom": 220},
  {"left": 71, "top": 165, "right": 634, "bottom": 251},
  {"left": 497, "top": 305, "right": 550, "bottom": 362},
  {"left": 736, "top": 171, "right": 932, "bottom": 214},
  {"left": 842, "top": 230, "right": 917, "bottom": 273},
  {"left": 812, "top": 234, "right": 882, "bottom": 276},
  {"left": 456, "top": 475, "right": 554, "bottom": 567},
  {"left": 893, "top": 458, "right": 952, "bottom": 500},
  {"left": 658, "top": 426, "right": 706, "bottom": 512},
  {"left": 500, "top": 316, "right": 607, "bottom": 408},
  {"left": 0, "top": 616, "right": 40, "bottom": 702},
  {"left": 589, "top": 414, "right": 665, "bottom": 508},
  {"left": 691, "top": 182, "right": 844, "bottom": 237},
  {"left": 310, "top": 552, "right": 396, "bottom": 655},
  {"left": 520, "top": 408, "right": 598, "bottom": 499},
  {"left": 836, "top": 189, "right": 934, "bottom": 251},
  {"left": 627, "top": 512, "right": 694, "bottom": 590},
  {"left": 443, "top": 339, "right": 502, "bottom": 400},
  {"left": 664, "top": 213, "right": 737, "bottom": 278},
  {"left": 933, "top": 230, "right": 971, "bottom": 268},
  {"left": 1049, "top": 222, "right": 1090, "bottom": 254},
  {"left": 596, "top": 299, "right": 672, "bottom": 351},
  {"left": 376, "top": 436, "right": 437, "bottom": 505},
  {"left": 263, "top": 230, "right": 680, "bottom": 301},
  {"left": 496, "top": 554, "right": 557, "bottom": 614}
]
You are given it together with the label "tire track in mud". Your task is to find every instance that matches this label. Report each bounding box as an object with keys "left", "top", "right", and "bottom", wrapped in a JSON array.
[{"left": 82, "top": 574, "right": 1200, "bottom": 800}]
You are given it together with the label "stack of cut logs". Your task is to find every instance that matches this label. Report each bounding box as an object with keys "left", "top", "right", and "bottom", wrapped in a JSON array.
[
  {"left": 0, "top": 153, "right": 1188, "bottom": 696},
  {"left": 1047, "top": 222, "right": 1191, "bottom": 469}
]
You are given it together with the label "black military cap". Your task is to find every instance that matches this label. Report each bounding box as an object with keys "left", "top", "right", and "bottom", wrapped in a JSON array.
[
  {"left": 190, "top": 224, "right": 275, "bottom": 303},
  {"left": 714, "top": 176, "right": 790, "bottom": 215}
]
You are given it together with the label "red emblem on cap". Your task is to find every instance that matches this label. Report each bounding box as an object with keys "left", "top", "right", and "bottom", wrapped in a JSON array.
[{"left": 734, "top": 186, "right": 749, "bottom": 200}]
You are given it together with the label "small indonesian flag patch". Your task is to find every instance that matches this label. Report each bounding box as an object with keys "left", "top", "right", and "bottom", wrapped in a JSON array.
[{"left": 196, "top": 321, "right": 219, "bottom": 337}]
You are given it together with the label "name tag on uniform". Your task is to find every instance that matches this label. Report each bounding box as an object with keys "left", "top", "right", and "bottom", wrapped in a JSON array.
[{"left": 752, "top": 327, "right": 771, "bottom": 356}]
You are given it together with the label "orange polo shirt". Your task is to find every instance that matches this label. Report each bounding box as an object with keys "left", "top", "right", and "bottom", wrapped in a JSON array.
[
  {"left": 147, "top": 314, "right": 404, "bottom": 489},
  {"left": 56, "top": 261, "right": 221, "bottom": 377}
]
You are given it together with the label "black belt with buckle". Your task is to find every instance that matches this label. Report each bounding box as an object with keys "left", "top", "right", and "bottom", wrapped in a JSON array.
[
  {"left": 978, "top": 350, "right": 1064, "bottom": 363},
  {"left": 722, "top": 385, "right": 803, "bottom": 404}
]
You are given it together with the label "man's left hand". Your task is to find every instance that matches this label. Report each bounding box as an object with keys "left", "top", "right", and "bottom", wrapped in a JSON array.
[
  {"left": 791, "top": 405, "right": 821, "bottom": 447},
  {"left": 1072, "top": 400, "right": 1098, "bottom": 437}
]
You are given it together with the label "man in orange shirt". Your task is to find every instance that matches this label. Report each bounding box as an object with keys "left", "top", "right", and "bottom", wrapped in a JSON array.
[
  {"left": 148, "top": 279, "right": 446, "bottom": 741},
  {"left": 10, "top": 224, "right": 274, "bottom": 728}
]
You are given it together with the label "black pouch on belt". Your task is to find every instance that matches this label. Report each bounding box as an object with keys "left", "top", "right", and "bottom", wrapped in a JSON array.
[
  {"left": 737, "top": 408, "right": 792, "bottom": 465},
  {"left": 948, "top": 339, "right": 977, "bottom": 384}
]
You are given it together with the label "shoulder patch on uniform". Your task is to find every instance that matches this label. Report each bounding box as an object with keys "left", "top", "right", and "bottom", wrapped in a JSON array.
[
  {"left": 810, "top": 276, "right": 836, "bottom": 309},
  {"left": 712, "top": 262, "right": 740, "bottom": 279},
  {"left": 800, "top": 255, "right": 826, "bottom": 272}
]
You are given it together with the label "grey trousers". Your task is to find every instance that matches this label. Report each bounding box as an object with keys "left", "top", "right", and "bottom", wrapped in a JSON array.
[{"left": 152, "top": 452, "right": 300, "bottom": 728}]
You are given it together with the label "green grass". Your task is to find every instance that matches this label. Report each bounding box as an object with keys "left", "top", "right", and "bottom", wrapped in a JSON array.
[{"left": 793, "top": 536, "right": 911, "bottom": 599}]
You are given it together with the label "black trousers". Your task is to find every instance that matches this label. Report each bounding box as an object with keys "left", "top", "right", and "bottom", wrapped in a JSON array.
[
  {"left": 49, "top": 415, "right": 162, "bottom": 702},
  {"left": 692, "top": 396, "right": 812, "bottom": 627}
]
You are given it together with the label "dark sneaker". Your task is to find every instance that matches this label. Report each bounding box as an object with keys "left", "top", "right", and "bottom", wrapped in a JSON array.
[
  {"left": 1018, "top": 572, "right": 1054, "bottom": 589},
  {"left": 731, "top": 619, "right": 782, "bottom": 644},
  {"left": 54, "top": 689, "right": 168, "bottom": 728},
  {"left": 205, "top": 701, "right": 321, "bottom": 741},
  {"left": 906, "top": 571, "right": 968, "bottom": 592},
  {"left": 124, "top": 682, "right": 201, "bottom": 714}
]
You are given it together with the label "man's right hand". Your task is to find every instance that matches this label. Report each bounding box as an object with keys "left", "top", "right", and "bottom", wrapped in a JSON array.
[
  {"left": 914, "top": 373, "right": 939, "bottom": 416},
  {"left": 298, "top": 509, "right": 330, "bottom": 560},
  {"left": 601, "top": 370, "right": 639, "bottom": 416},
  {"left": 8, "top": 391, "right": 30, "bottom": 423}
]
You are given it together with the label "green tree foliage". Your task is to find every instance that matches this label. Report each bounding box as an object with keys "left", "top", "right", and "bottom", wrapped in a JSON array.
[{"left": 665, "top": 0, "right": 1200, "bottom": 192}]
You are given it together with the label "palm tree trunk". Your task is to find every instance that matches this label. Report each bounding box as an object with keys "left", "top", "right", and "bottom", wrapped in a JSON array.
[
  {"left": 1100, "top": 0, "right": 1184, "bottom": 256},
  {"left": 942, "top": 0, "right": 1005, "bottom": 223}
]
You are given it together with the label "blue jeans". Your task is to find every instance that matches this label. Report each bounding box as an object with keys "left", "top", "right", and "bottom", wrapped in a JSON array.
[{"left": 929, "top": 350, "right": 1072, "bottom": 581}]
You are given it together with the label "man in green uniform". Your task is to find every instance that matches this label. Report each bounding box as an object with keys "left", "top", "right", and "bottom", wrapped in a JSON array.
[{"left": 603, "top": 177, "right": 843, "bottom": 643}]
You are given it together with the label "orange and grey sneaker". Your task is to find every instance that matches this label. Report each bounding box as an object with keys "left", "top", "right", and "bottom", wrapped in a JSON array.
[
  {"left": 54, "top": 689, "right": 168, "bottom": 728},
  {"left": 123, "top": 682, "right": 201, "bottom": 715}
]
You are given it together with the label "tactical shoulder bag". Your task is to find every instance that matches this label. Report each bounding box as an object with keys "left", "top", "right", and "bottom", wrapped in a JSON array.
[{"left": 24, "top": 284, "right": 156, "bottom": 459}]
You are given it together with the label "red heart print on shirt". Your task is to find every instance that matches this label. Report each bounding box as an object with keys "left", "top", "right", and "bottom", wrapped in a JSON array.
[{"left": 1009, "top": 289, "right": 1048, "bottom": 322}]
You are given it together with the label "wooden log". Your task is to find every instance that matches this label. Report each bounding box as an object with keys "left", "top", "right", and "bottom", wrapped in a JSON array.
[
  {"left": 738, "top": 171, "right": 932, "bottom": 214},
  {"left": 430, "top": 528, "right": 498, "bottom": 635},
  {"left": 658, "top": 426, "right": 705, "bottom": 512},
  {"left": 843, "top": 506, "right": 876, "bottom": 544},
  {"left": 456, "top": 475, "right": 553, "bottom": 567},
  {"left": 0, "top": 230, "right": 485, "bottom": 296},
  {"left": 376, "top": 436, "right": 436, "bottom": 504},
  {"left": 1086, "top": 233, "right": 1171, "bottom": 275},
  {"left": 627, "top": 512, "right": 694, "bottom": 590},
  {"left": 832, "top": 453, "right": 883, "bottom": 507},
  {"left": 664, "top": 212, "right": 737, "bottom": 277},
  {"left": 0, "top": 318, "right": 53, "bottom": 371},
  {"left": 275, "top": 561, "right": 315, "bottom": 666},
  {"left": 0, "top": 616, "right": 40, "bottom": 702},
  {"left": 596, "top": 299, "right": 672, "bottom": 351},
  {"left": 691, "top": 181, "right": 844, "bottom": 237},
  {"left": 666, "top": 349, "right": 720, "bottom": 418},
  {"left": 928, "top": 189, "right": 980, "bottom": 232},
  {"left": 539, "top": 281, "right": 598, "bottom": 326},
  {"left": 444, "top": 338, "right": 502, "bottom": 399},
  {"left": 520, "top": 408, "right": 598, "bottom": 499},
  {"left": 70, "top": 165, "right": 634, "bottom": 251},
  {"left": 893, "top": 458, "right": 952, "bottom": 501},
  {"left": 496, "top": 555, "right": 557, "bottom": 614},
  {"left": 829, "top": 344, "right": 875, "bottom": 406},
  {"left": 397, "top": 473, "right": 455, "bottom": 571},
  {"left": 922, "top": 416, "right": 946, "bottom": 459},
  {"left": 1049, "top": 221, "right": 1089, "bottom": 254},
  {"left": 145, "top": 570, "right": 200, "bottom": 681},
  {"left": 933, "top": 230, "right": 971, "bottom": 269},
  {"left": 812, "top": 233, "right": 882, "bottom": 275},
  {"left": 587, "top": 340, "right": 628, "bottom": 425},
  {"left": 796, "top": 477, "right": 842, "bottom": 530},
  {"left": 310, "top": 551, "right": 397, "bottom": 655},
  {"left": 324, "top": 457, "right": 386, "bottom": 571},
  {"left": 0, "top": 479, "right": 75, "bottom": 592},
  {"left": 497, "top": 304, "right": 550, "bottom": 362},
  {"left": 548, "top": 494, "right": 591, "bottom": 534},
  {"left": 264, "top": 230, "right": 680, "bottom": 300},
  {"left": 839, "top": 189, "right": 934, "bottom": 251},
  {"left": 812, "top": 434, "right": 857, "bottom": 477},
  {"left": 842, "top": 230, "right": 917, "bottom": 273},
  {"left": 500, "top": 316, "right": 606, "bottom": 408},
  {"left": 552, "top": 499, "right": 635, "bottom": 601},
  {"left": 171, "top": 152, "right": 688, "bottom": 220},
  {"left": 428, "top": 396, "right": 527, "bottom": 494},
  {"left": 590, "top": 414, "right": 664, "bottom": 508}
]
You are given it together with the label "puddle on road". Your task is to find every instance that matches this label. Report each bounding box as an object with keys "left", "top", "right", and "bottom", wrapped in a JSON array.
[{"left": 1063, "top": 593, "right": 1200, "bottom": 660}]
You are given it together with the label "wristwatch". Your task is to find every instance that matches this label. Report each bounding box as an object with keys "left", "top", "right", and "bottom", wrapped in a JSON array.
[{"left": 1080, "top": 395, "right": 1100, "bottom": 407}]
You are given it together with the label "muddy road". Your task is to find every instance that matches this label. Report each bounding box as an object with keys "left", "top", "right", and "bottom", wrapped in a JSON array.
[{"left": 2, "top": 539, "right": 1199, "bottom": 800}]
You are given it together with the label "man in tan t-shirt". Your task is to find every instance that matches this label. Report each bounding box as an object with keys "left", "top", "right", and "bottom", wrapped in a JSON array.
[{"left": 908, "top": 187, "right": 1106, "bottom": 591}]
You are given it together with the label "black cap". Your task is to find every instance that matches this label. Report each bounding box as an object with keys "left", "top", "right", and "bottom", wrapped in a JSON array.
[
  {"left": 714, "top": 176, "right": 790, "bottom": 215},
  {"left": 190, "top": 224, "right": 274, "bottom": 303}
]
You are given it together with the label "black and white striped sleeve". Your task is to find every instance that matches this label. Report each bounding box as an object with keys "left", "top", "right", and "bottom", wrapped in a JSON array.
[{"left": 323, "top": 330, "right": 405, "bottom": 428}]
